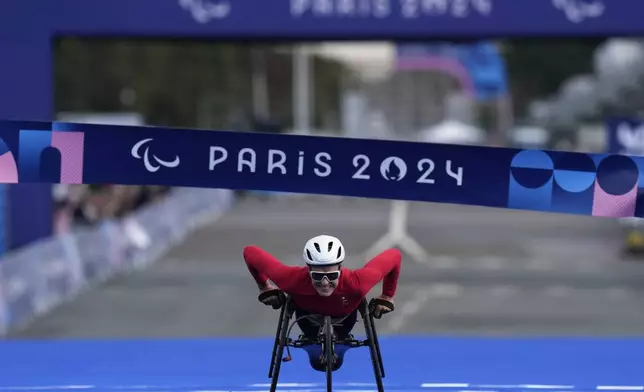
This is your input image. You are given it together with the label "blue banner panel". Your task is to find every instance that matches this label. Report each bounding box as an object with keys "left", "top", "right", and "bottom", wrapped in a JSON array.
[
  {"left": 2, "top": 0, "right": 634, "bottom": 39},
  {"left": 0, "top": 120, "right": 642, "bottom": 219}
]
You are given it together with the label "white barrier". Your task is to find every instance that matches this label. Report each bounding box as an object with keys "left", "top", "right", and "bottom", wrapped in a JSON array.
[{"left": 0, "top": 187, "right": 234, "bottom": 335}]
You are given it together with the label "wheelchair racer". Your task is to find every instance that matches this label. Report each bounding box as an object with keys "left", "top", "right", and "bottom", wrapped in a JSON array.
[{"left": 243, "top": 234, "right": 401, "bottom": 371}]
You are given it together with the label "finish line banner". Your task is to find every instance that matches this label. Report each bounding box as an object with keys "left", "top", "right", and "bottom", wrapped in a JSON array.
[{"left": 2, "top": 120, "right": 644, "bottom": 219}]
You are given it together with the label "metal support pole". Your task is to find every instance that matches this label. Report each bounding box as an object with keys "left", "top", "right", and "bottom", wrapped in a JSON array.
[
  {"left": 362, "top": 200, "right": 429, "bottom": 263},
  {"left": 251, "top": 48, "right": 269, "bottom": 120},
  {"left": 293, "top": 45, "right": 312, "bottom": 134}
]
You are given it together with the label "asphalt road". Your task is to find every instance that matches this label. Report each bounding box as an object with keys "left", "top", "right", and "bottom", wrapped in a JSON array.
[{"left": 8, "top": 194, "right": 644, "bottom": 339}]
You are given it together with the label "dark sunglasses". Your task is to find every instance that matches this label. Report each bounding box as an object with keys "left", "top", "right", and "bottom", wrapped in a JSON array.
[{"left": 309, "top": 271, "right": 340, "bottom": 282}]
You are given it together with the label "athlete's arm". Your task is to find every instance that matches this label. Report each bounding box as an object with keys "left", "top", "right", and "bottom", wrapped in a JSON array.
[
  {"left": 243, "top": 245, "right": 302, "bottom": 292},
  {"left": 347, "top": 248, "right": 402, "bottom": 297}
]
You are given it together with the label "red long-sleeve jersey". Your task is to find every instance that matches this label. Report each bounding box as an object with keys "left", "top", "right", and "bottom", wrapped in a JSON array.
[{"left": 243, "top": 245, "right": 401, "bottom": 317}]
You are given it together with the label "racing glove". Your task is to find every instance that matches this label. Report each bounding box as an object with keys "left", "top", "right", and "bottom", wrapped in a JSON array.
[
  {"left": 369, "top": 297, "right": 395, "bottom": 319},
  {"left": 258, "top": 288, "right": 286, "bottom": 310}
]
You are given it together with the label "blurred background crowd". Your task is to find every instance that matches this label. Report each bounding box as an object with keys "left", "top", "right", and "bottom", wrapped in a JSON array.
[
  {"left": 53, "top": 184, "right": 171, "bottom": 233},
  {"left": 52, "top": 37, "right": 644, "bottom": 235}
]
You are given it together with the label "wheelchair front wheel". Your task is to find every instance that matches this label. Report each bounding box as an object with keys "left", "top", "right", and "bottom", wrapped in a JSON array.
[
  {"left": 364, "top": 304, "right": 385, "bottom": 392},
  {"left": 323, "top": 316, "right": 334, "bottom": 392},
  {"left": 369, "top": 311, "right": 385, "bottom": 377},
  {"left": 269, "top": 302, "right": 287, "bottom": 378},
  {"left": 269, "top": 301, "right": 292, "bottom": 392}
]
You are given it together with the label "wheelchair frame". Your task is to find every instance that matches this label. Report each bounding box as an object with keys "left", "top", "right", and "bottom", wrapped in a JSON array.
[{"left": 268, "top": 295, "right": 385, "bottom": 392}]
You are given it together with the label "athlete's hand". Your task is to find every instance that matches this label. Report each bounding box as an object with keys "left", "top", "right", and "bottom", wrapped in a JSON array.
[
  {"left": 369, "top": 295, "right": 395, "bottom": 319},
  {"left": 257, "top": 283, "right": 285, "bottom": 310}
]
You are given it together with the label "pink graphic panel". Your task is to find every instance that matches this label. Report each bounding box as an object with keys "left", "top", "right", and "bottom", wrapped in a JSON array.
[
  {"left": 51, "top": 131, "right": 84, "bottom": 184},
  {"left": 0, "top": 152, "right": 18, "bottom": 183},
  {"left": 592, "top": 181, "right": 637, "bottom": 217}
]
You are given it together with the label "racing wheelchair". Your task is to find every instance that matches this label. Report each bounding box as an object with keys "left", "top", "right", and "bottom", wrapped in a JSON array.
[{"left": 267, "top": 295, "right": 387, "bottom": 392}]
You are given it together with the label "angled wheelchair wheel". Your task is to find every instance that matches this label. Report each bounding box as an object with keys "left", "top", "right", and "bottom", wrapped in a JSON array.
[
  {"left": 323, "top": 316, "right": 334, "bottom": 392},
  {"left": 268, "top": 299, "right": 287, "bottom": 378},
  {"left": 369, "top": 310, "right": 385, "bottom": 378},
  {"left": 269, "top": 298, "right": 292, "bottom": 392},
  {"left": 362, "top": 300, "right": 385, "bottom": 392}
]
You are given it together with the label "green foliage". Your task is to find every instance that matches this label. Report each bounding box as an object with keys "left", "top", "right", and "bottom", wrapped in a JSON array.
[
  {"left": 499, "top": 38, "right": 604, "bottom": 117},
  {"left": 54, "top": 38, "right": 605, "bottom": 127},
  {"left": 54, "top": 39, "right": 344, "bottom": 130}
]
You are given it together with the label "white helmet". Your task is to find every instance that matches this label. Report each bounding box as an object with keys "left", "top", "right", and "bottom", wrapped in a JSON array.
[{"left": 303, "top": 234, "right": 345, "bottom": 266}]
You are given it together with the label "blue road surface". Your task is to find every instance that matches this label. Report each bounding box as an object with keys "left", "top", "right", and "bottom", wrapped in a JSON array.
[{"left": 0, "top": 337, "right": 642, "bottom": 391}]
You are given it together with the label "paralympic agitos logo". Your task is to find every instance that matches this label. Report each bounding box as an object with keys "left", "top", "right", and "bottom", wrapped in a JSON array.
[
  {"left": 131, "top": 138, "right": 181, "bottom": 173},
  {"left": 178, "top": 0, "right": 231, "bottom": 23},
  {"left": 552, "top": 0, "right": 604, "bottom": 23}
]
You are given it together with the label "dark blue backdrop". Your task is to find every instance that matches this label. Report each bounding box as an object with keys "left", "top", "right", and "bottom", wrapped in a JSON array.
[{"left": 0, "top": 0, "right": 641, "bottom": 251}]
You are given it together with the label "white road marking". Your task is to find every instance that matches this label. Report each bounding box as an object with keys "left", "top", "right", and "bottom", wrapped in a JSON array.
[
  {"left": 3, "top": 383, "right": 642, "bottom": 392},
  {"left": 421, "top": 383, "right": 470, "bottom": 388},
  {"left": 429, "top": 283, "right": 464, "bottom": 298},
  {"left": 524, "top": 257, "right": 553, "bottom": 271},
  {"left": 489, "top": 285, "right": 519, "bottom": 297},
  {"left": 430, "top": 255, "right": 460, "bottom": 269},
  {"left": 603, "top": 288, "right": 630, "bottom": 299},
  {"left": 477, "top": 256, "right": 506, "bottom": 270},
  {"left": 544, "top": 285, "right": 571, "bottom": 297}
]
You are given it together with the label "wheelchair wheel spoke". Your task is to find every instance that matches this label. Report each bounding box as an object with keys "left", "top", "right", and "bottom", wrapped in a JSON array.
[
  {"left": 362, "top": 299, "right": 385, "bottom": 392},
  {"left": 270, "top": 297, "right": 292, "bottom": 392}
]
